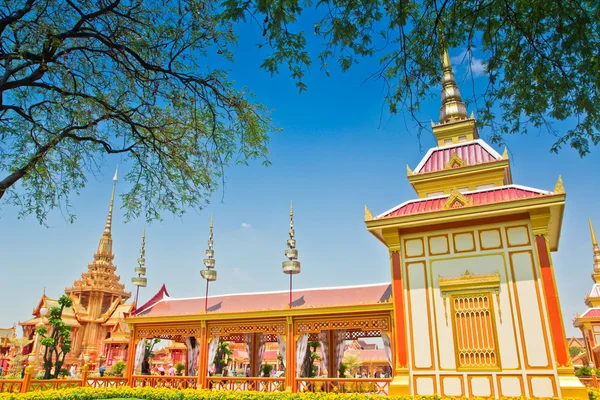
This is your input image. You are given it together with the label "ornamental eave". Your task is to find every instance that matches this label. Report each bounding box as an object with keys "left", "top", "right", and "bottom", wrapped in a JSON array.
[
  {"left": 125, "top": 302, "right": 394, "bottom": 325},
  {"left": 366, "top": 192, "right": 565, "bottom": 250}
]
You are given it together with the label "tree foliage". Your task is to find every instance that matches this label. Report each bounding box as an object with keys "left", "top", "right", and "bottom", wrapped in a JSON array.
[
  {"left": 212, "top": 341, "right": 232, "bottom": 375},
  {"left": 341, "top": 352, "right": 361, "bottom": 377},
  {"left": 224, "top": 0, "right": 599, "bottom": 155},
  {"left": 570, "top": 346, "right": 585, "bottom": 358},
  {"left": 1, "top": 1, "right": 597, "bottom": 226},
  {"left": 0, "top": 0, "right": 272, "bottom": 224},
  {"left": 35, "top": 295, "right": 73, "bottom": 379}
]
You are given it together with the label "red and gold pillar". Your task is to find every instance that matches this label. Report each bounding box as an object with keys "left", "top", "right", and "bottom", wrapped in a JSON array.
[
  {"left": 384, "top": 230, "right": 410, "bottom": 396},
  {"left": 125, "top": 328, "right": 137, "bottom": 386},
  {"left": 285, "top": 316, "right": 295, "bottom": 392},
  {"left": 531, "top": 212, "right": 586, "bottom": 398},
  {"left": 197, "top": 321, "right": 208, "bottom": 389}
]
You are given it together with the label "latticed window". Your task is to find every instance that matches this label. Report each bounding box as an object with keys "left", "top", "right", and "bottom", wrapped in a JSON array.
[{"left": 451, "top": 293, "right": 499, "bottom": 368}]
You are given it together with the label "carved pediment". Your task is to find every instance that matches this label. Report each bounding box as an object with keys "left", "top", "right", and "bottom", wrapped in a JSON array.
[
  {"left": 445, "top": 152, "right": 466, "bottom": 169},
  {"left": 443, "top": 188, "right": 473, "bottom": 210}
]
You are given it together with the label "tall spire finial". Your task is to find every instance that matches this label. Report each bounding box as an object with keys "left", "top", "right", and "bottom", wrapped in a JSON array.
[
  {"left": 132, "top": 226, "right": 148, "bottom": 310},
  {"left": 590, "top": 219, "right": 598, "bottom": 248},
  {"left": 201, "top": 216, "right": 216, "bottom": 312},
  {"left": 439, "top": 36, "right": 468, "bottom": 124},
  {"left": 283, "top": 201, "right": 300, "bottom": 308},
  {"left": 104, "top": 166, "right": 119, "bottom": 235},
  {"left": 589, "top": 219, "right": 600, "bottom": 283}
]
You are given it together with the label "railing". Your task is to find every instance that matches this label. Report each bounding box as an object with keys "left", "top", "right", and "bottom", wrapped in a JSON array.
[
  {"left": 28, "top": 379, "right": 83, "bottom": 391},
  {"left": 0, "top": 379, "right": 23, "bottom": 393},
  {"left": 131, "top": 375, "right": 198, "bottom": 389},
  {"left": 207, "top": 376, "right": 286, "bottom": 392},
  {"left": 579, "top": 377, "right": 599, "bottom": 388},
  {"left": 86, "top": 377, "right": 128, "bottom": 388},
  {"left": 296, "top": 378, "right": 392, "bottom": 395}
]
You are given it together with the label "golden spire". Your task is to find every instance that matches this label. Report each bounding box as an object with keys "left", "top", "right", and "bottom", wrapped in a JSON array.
[
  {"left": 104, "top": 166, "right": 118, "bottom": 234},
  {"left": 439, "top": 47, "right": 468, "bottom": 124},
  {"left": 589, "top": 219, "right": 600, "bottom": 285},
  {"left": 590, "top": 219, "right": 598, "bottom": 248},
  {"left": 502, "top": 147, "right": 508, "bottom": 159},
  {"left": 65, "top": 165, "right": 130, "bottom": 301},
  {"left": 406, "top": 165, "right": 413, "bottom": 175}
]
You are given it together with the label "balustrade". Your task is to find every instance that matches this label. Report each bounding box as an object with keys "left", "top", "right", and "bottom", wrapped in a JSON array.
[{"left": 296, "top": 377, "right": 391, "bottom": 395}]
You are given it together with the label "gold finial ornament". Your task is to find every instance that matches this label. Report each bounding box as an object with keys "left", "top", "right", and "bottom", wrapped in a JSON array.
[
  {"left": 283, "top": 203, "right": 300, "bottom": 275},
  {"left": 132, "top": 226, "right": 147, "bottom": 289},
  {"left": 439, "top": 46, "right": 468, "bottom": 124},
  {"left": 502, "top": 147, "right": 508, "bottom": 159},
  {"left": 590, "top": 219, "right": 599, "bottom": 248},
  {"left": 554, "top": 175, "right": 565, "bottom": 194},
  {"left": 406, "top": 165, "right": 413, "bottom": 175},
  {"left": 365, "top": 205, "right": 373, "bottom": 221},
  {"left": 104, "top": 166, "right": 118, "bottom": 235},
  {"left": 201, "top": 215, "right": 217, "bottom": 282}
]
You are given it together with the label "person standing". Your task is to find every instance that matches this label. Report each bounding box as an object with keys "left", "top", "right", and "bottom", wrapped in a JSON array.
[
  {"left": 99, "top": 364, "right": 106, "bottom": 377},
  {"left": 168, "top": 363, "right": 175, "bottom": 376},
  {"left": 69, "top": 364, "right": 77, "bottom": 378}
]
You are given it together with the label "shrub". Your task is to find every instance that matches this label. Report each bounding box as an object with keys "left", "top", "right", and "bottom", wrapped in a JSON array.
[
  {"left": 175, "top": 363, "right": 185, "bottom": 375},
  {"left": 577, "top": 366, "right": 593, "bottom": 377},
  {"left": 111, "top": 362, "right": 126, "bottom": 376},
  {"left": 0, "top": 386, "right": 595, "bottom": 400}
]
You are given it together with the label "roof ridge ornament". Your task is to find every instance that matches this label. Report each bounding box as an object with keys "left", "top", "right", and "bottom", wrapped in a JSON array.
[
  {"left": 444, "top": 152, "right": 466, "bottom": 169},
  {"left": 442, "top": 188, "right": 473, "bottom": 210},
  {"left": 554, "top": 175, "right": 565, "bottom": 194},
  {"left": 365, "top": 205, "right": 374, "bottom": 221}
]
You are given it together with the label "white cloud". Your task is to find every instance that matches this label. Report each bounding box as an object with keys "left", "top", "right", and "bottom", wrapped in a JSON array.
[
  {"left": 451, "top": 49, "right": 486, "bottom": 77},
  {"left": 241, "top": 223, "right": 252, "bottom": 228}
]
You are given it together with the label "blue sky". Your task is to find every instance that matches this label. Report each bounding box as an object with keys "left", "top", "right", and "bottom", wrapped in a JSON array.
[{"left": 0, "top": 23, "right": 598, "bottom": 339}]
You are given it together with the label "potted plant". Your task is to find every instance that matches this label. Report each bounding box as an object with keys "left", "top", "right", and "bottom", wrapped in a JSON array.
[
  {"left": 175, "top": 362, "right": 185, "bottom": 376},
  {"left": 260, "top": 363, "right": 274, "bottom": 377},
  {"left": 112, "top": 361, "right": 126, "bottom": 377}
]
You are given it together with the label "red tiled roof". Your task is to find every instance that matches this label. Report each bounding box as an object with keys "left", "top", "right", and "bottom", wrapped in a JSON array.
[
  {"left": 232, "top": 350, "right": 278, "bottom": 361},
  {"left": 581, "top": 309, "right": 600, "bottom": 318},
  {"left": 345, "top": 349, "right": 389, "bottom": 363},
  {"left": 414, "top": 140, "right": 501, "bottom": 174},
  {"left": 379, "top": 186, "right": 549, "bottom": 219},
  {"left": 136, "top": 283, "right": 392, "bottom": 318}
]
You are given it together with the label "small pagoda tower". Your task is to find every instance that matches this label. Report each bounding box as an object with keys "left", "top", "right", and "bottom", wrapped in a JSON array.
[
  {"left": 573, "top": 219, "right": 600, "bottom": 367},
  {"left": 64, "top": 168, "right": 131, "bottom": 359},
  {"left": 365, "top": 46, "right": 585, "bottom": 398}
]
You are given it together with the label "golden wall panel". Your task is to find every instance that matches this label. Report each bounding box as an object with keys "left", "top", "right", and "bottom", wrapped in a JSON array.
[
  {"left": 505, "top": 225, "right": 531, "bottom": 247},
  {"left": 452, "top": 232, "right": 476, "bottom": 253},
  {"left": 526, "top": 375, "right": 557, "bottom": 398},
  {"left": 440, "top": 375, "right": 464, "bottom": 397},
  {"left": 479, "top": 228, "right": 503, "bottom": 250},
  {"left": 497, "top": 375, "right": 525, "bottom": 397},
  {"left": 413, "top": 375, "right": 436, "bottom": 396},
  {"left": 404, "top": 238, "right": 425, "bottom": 258},
  {"left": 428, "top": 235, "right": 449, "bottom": 256},
  {"left": 467, "top": 375, "right": 494, "bottom": 397}
]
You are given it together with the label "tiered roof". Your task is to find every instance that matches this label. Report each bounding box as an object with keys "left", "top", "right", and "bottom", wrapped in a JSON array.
[
  {"left": 65, "top": 170, "right": 130, "bottom": 300},
  {"left": 413, "top": 139, "right": 502, "bottom": 175},
  {"left": 365, "top": 48, "right": 565, "bottom": 251}
]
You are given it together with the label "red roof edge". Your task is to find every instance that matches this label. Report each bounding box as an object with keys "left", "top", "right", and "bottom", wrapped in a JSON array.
[{"left": 132, "top": 284, "right": 170, "bottom": 316}]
